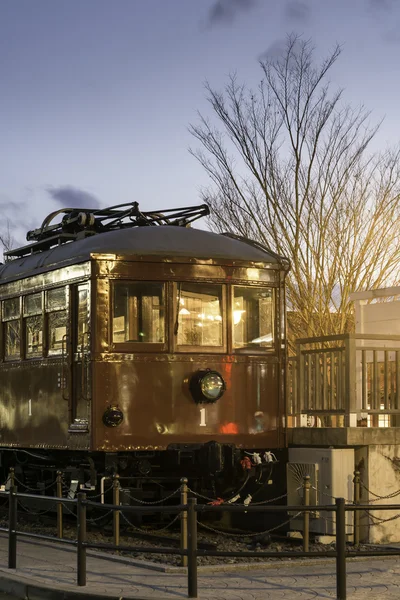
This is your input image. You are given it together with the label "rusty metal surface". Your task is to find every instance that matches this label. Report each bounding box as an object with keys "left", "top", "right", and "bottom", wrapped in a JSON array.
[
  {"left": 0, "top": 225, "right": 288, "bottom": 455},
  {"left": 92, "top": 354, "right": 280, "bottom": 451},
  {"left": 0, "top": 358, "right": 89, "bottom": 450},
  {"left": 0, "top": 263, "right": 91, "bottom": 296},
  {"left": 92, "top": 257, "right": 286, "bottom": 452},
  {"left": 0, "top": 226, "right": 283, "bottom": 282}
]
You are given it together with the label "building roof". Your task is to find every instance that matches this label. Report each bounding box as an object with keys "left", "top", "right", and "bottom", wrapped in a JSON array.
[{"left": 0, "top": 225, "right": 287, "bottom": 282}]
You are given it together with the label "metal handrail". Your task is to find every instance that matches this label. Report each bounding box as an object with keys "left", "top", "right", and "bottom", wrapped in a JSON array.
[{"left": 4, "top": 486, "right": 400, "bottom": 600}]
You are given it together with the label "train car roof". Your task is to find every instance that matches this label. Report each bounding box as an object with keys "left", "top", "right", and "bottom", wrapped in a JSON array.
[{"left": 0, "top": 225, "right": 286, "bottom": 282}]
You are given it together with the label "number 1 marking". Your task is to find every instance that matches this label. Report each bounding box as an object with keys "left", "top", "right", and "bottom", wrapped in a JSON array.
[{"left": 200, "top": 408, "right": 206, "bottom": 427}]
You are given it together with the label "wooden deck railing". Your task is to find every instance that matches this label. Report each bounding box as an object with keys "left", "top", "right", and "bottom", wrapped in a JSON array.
[{"left": 287, "top": 334, "right": 400, "bottom": 427}]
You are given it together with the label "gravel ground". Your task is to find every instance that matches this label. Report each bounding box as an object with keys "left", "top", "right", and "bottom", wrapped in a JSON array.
[{"left": 0, "top": 512, "right": 380, "bottom": 567}]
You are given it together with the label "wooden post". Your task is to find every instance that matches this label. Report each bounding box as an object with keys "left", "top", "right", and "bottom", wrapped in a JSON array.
[
  {"left": 113, "top": 474, "right": 120, "bottom": 547},
  {"left": 336, "top": 498, "right": 347, "bottom": 600},
  {"left": 345, "top": 334, "right": 357, "bottom": 423},
  {"left": 77, "top": 492, "right": 87, "bottom": 586},
  {"left": 353, "top": 471, "right": 360, "bottom": 546},
  {"left": 8, "top": 486, "right": 17, "bottom": 569},
  {"left": 303, "top": 475, "right": 310, "bottom": 552},
  {"left": 9, "top": 467, "right": 15, "bottom": 489},
  {"left": 180, "top": 477, "right": 188, "bottom": 567},
  {"left": 187, "top": 498, "right": 198, "bottom": 598},
  {"left": 57, "top": 471, "right": 63, "bottom": 539}
]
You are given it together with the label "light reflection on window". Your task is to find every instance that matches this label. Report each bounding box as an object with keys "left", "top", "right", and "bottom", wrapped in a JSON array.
[
  {"left": 113, "top": 282, "right": 165, "bottom": 343},
  {"left": 177, "top": 283, "right": 223, "bottom": 347},
  {"left": 233, "top": 286, "right": 274, "bottom": 349},
  {"left": 46, "top": 288, "right": 67, "bottom": 354},
  {"left": 3, "top": 298, "right": 21, "bottom": 360},
  {"left": 24, "top": 293, "right": 43, "bottom": 357}
]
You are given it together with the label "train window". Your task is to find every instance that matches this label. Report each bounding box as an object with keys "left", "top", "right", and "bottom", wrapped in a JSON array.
[
  {"left": 24, "top": 293, "right": 43, "bottom": 357},
  {"left": 3, "top": 298, "right": 19, "bottom": 320},
  {"left": 113, "top": 282, "right": 165, "bottom": 344},
  {"left": 4, "top": 321, "right": 20, "bottom": 359},
  {"left": 3, "top": 298, "right": 21, "bottom": 360},
  {"left": 48, "top": 312, "right": 68, "bottom": 353},
  {"left": 176, "top": 283, "right": 223, "bottom": 347},
  {"left": 233, "top": 286, "right": 274, "bottom": 350},
  {"left": 76, "top": 286, "right": 88, "bottom": 352},
  {"left": 46, "top": 288, "right": 67, "bottom": 354},
  {"left": 46, "top": 288, "right": 67, "bottom": 311}
]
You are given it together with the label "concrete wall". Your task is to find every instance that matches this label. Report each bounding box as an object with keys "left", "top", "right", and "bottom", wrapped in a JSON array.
[
  {"left": 365, "top": 445, "right": 400, "bottom": 544},
  {"left": 350, "top": 287, "right": 400, "bottom": 336},
  {"left": 357, "top": 300, "right": 400, "bottom": 336}
]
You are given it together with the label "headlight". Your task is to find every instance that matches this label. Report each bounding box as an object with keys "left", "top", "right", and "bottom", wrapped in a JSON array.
[
  {"left": 103, "top": 406, "right": 124, "bottom": 427},
  {"left": 189, "top": 369, "right": 226, "bottom": 404}
]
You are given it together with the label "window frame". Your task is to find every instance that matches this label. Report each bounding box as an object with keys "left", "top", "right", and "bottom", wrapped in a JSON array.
[
  {"left": 23, "top": 291, "right": 44, "bottom": 359},
  {"left": 110, "top": 280, "right": 167, "bottom": 353},
  {"left": 172, "top": 281, "right": 227, "bottom": 354},
  {"left": 45, "top": 287, "right": 69, "bottom": 356},
  {"left": 231, "top": 284, "right": 276, "bottom": 354},
  {"left": 2, "top": 297, "right": 22, "bottom": 361}
]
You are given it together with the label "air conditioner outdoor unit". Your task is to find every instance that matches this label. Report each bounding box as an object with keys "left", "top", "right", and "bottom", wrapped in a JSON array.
[{"left": 287, "top": 448, "right": 354, "bottom": 536}]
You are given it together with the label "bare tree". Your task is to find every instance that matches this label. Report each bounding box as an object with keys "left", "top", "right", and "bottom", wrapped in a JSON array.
[
  {"left": 0, "top": 220, "right": 15, "bottom": 259},
  {"left": 190, "top": 35, "right": 400, "bottom": 347}
]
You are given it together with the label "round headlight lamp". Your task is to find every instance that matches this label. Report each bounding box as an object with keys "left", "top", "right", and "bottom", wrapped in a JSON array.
[
  {"left": 189, "top": 369, "right": 226, "bottom": 404},
  {"left": 103, "top": 406, "right": 124, "bottom": 427}
]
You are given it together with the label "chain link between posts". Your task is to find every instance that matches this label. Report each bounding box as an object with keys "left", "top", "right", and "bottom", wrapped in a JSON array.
[
  {"left": 360, "top": 482, "right": 400, "bottom": 502},
  {"left": 197, "top": 511, "right": 302, "bottom": 538},
  {"left": 87, "top": 509, "right": 114, "bottom": 524},
  {"left": 120, "top": 509, "right": 181, "bottom": 533},
  {"left": 14, "top": 475, "right": 58, "bottom": 493},
  {"left": 187, "top": 487, "right": 288, "bottom": 506},
  {"left": 125, "top": 487, "right": 181, "bottom": 505},
  {"left": 17, "top": 500, "right": 55, "bottom": 516}
]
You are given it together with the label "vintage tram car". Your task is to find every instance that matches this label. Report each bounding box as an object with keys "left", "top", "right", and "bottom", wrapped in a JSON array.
[{"left": 0, "top": 203, "right": 289, "bottom": 501}]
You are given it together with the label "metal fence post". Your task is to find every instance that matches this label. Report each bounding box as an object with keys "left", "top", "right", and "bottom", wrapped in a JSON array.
[
  {"left": 8, "top": 485, "right": 17, "bottom": 569},
  {"left": 336, "top": 497, "right": 346, "bottom": 600},
  {"left": 77, "top": 492, "right": 87, "bottom": 586},
  {"left": 9, "top": 467, "right": 15, "bottom": 488},
  {"left": 187, "top": 497, "right": 198, "bottom": 598},
  {"left": 113, "top": 474, "right": 120, "bottom": 547},
  {"left": 303, "top": 475, "right": 310, "bottom": 552},
  {"left": 180, "top": 477, "right": 188, "bottom": 568},
  {"left": 57, "top": 471, "right": 63, "bottom": 539},
  {"left": 353, "top": 471, "right": 360, "bottom": 546}
]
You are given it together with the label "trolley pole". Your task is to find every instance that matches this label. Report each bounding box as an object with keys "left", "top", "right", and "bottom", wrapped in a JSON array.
[
  {"left": 303, "top": 475, "right": 310, "bottom": 552},
  {"left": 56, "top": 471, "right": 63, "bottom": 539},
  {"left": 113, "top": 474, "right": 120, "bottom": 547},
  {"left": 180, "top": 477, "right": 188, "bottom": 568},
  {"left": 8, "top": 485, "right": 17, "bottom": 569}
]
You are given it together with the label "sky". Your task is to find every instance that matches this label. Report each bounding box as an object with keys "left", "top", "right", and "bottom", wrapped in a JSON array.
[{"left": 1, "top": 0, "right": 400, "bottom": 247}]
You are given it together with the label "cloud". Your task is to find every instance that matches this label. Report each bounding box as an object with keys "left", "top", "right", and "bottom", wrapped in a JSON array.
[
  {"left": 207, "top": 0, "right": 257, "bottom": 26},
  {"left": 259, "top": 39, "right": 287, "bottom": 61},
  {"left": 284, "top": 1, "right": 311, "bottom": 21},
  {"left": 368, "top": 0, "right": 394, "bottom": 10},
  {"left": 383, "top": 27, "right": 400, "bottom": 43},
  {"left": 47, "top": 186, "right": 101, "bottom": 209}
]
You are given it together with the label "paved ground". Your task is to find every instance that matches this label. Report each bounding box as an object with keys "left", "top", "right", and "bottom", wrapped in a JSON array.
[{"left": 0, "top": 532, "right": 399, "bottom": 599}]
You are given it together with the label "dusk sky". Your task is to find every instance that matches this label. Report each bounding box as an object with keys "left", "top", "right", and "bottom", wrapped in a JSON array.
[{"left": 1, "top": 0, "right": 399, "bottom": 246}]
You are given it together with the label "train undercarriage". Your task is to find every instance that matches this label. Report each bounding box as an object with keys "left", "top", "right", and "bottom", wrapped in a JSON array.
[{"left": 0, "top": 443, "right": 287, "bottom": 512}]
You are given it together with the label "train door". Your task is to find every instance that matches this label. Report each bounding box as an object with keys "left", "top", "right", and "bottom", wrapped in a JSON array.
[{"left": 70, "top": 283, "right": 91, "bottom": 430}]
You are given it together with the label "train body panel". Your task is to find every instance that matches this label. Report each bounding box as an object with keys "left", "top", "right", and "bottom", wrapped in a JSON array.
[
  {"left": 0, "top": 204, "right": 290, "bottom": 497},
  {"left": 92, "top": 354, "right": 281, "bottom": 451}
]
